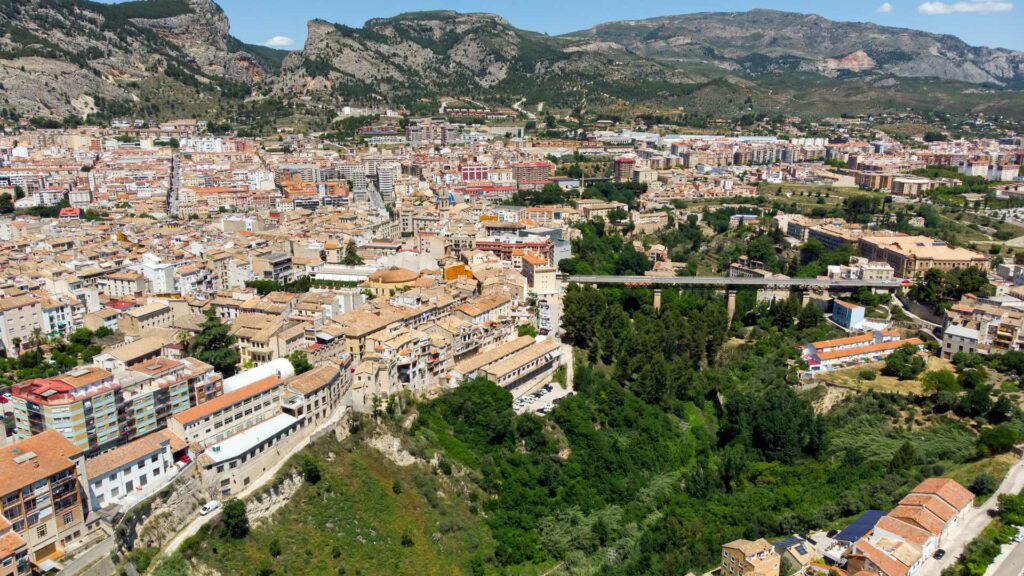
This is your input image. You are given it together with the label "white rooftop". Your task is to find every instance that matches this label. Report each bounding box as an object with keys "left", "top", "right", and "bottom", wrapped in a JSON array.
[
  {"left": 945, "top": 325, "right": 981, "bottom": 339},
  {"left": 204, "top": 413, "right": 298, "bottom": 464}
]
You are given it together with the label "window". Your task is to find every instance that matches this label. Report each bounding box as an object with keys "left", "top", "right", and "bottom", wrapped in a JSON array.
[
  {"left": 36, "top": 525, "right": 46, "bottom": 538},
  {"left": 63, "top": 512, "right": 73, "bottom": 525},
  {"left": 151, "top": 455, "right": 158, "bottom": 463},
  {"left": 138, "top": 462, "right": 145, "bottom": 470}
]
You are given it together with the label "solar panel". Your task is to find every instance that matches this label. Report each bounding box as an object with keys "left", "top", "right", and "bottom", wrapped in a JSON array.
[{"left": 834, "top": 510, "right": 886, "bottom": 543}]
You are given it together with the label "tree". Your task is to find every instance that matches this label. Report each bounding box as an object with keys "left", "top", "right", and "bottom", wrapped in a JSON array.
[
  {"left": 341, "top": 240, "right": 364, "bottom": 266},
  {"left": 221, "top": 498, "right": 249, "bottom": 538},
  {"left": 187, "top": 310, "right": 240, "bottom": 376},
  {"left": 517, "top": 324, "right": 538, "bottom": 338},
  {"left": 288, "top": 350, "right": 313, "bottom": 375},
  {"left": 798, "top": 302, "right": 823, "bottom": 329},
  {"left": 0, "top": 193, "right": 13, "bottom": 214},
  {"left": 978, "top": 424, "right": 1019, "bottom": 456},
  {"left": 889, "top": 440, "right": 918, "bottom": 471},
  {"left": 970, "top": 472, "right": 999, "bottom": 496},
  {"left": 922, "top": 369, "right": 959, "bottom": 393},
  {"left": 301, "top": 454, "right": 321, "bottom": 484},
  {"left": 882, "top": 345, "right": 926, "bottom": 380}
]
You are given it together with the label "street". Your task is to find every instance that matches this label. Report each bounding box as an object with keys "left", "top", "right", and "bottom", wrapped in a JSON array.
[
  {"left": 919, "top": 456, "right": 1024, "bottom": 575},
  {"left": 991, "top": 538, "right": 1024, "bottom": 576}
]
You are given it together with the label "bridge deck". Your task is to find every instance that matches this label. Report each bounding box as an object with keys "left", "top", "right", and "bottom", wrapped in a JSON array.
[{"left": 567, "top": 275, "right": 902, "bottom": 289}]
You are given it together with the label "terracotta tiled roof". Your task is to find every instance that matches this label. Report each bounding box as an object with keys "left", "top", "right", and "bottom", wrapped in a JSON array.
[
  {"left": 172, "top": 375, "right": 281, "bottom": 426},
  {"left": 0, "top": 430, "right": 82, "bottom": 496}
]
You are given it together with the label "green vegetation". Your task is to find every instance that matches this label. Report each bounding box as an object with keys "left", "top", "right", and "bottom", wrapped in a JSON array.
[
  {"left": 186, "top": 310, "right": 240, "bottom": 377},
  {"left": 177, "top": 440, "right": 495, "bottom": 576},
  {"left": 882, "top": 344, "right": 927, "bottom": 380},
  {"left": 0, "top": 327, "right": 111, "bottom": 392},
  {"left": 944, "top": 491, "right": 1024, "bottom": 576},
  {"left": 245, "top": 275, "right": 360, "bottom": 295},
  {"left": 342, "top": 240, "right": 365, "bottom": 266},
  {"left": 557, "top": 219, "right": 652, "bottom": 276},
  {"left": 909, "top": 266, "right": 993, "bottom": 313},
  {"left": 288, "top": 350, "right": 313, "bottom": 375}
]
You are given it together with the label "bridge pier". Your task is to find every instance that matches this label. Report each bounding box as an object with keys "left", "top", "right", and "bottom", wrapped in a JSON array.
[
  {"left": 653, "top": 289, "right": 662, "bottom": 311},
  {"left": 726, "top": 289, "right": 737, "bottom": 323},
  {"left": 802, "top": 290, "right": 811, "bottom": 307}
]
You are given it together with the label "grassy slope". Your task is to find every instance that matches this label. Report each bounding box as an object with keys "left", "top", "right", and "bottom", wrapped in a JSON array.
[{"left": 185, "top": 437, "right": 494, "bottom": 576}]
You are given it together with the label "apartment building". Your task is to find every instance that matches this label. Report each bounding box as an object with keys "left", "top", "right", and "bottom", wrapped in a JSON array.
[
  {"left": 282, "top": 364, "right": 346, "bottom": 425},
  {"left": 450, "top": 336, "right": 536, "bottom": 385},
  {"left": 12, "top": 367, "right": 120, "bottom": 452},
  {"left": 251, "top": 252, "right": 293, "bottom": 284},
  {"left": 522, "top": 254, "right": 558, "bottom": 295},
  {"left": 11, "top": 358, "right": 220, "bottom": 453},
  {"left": 116, "top": 357, "right": 222, "bottom": 440},
  {"left": 167, "top": 374, "right": 283, "bottom": 449},
  {"left": 0, "top": 516, "right": 29, "bottom": 576},
  {"left": 859, "top": 235, "right": 989, "bottom": 278},
  {"left": 478, "top": 338, "right": 562, "bottom": 390},
  {"left": 229, "top": 313, "right": 306, "bottom": 367},
  {"left": 96, "top": 272, "right": 148, "bottom": 298},
  {"left": 84, "top": 430, "right": 180, "bottom": 511},
  {"left": 0, "top": 430, "right": 87, "bottom": 568},
  {"left": 455, "top": 292, "right": 512, "bottom": 325},
  {"left": 721, "top": 538, "right": 781, "bottom": 576},
  {"left": 0, "top": 294, "right": 43, "bottom": 356},
  {"left": 117, "top": 302, "right": 173, "bottom": 337}
]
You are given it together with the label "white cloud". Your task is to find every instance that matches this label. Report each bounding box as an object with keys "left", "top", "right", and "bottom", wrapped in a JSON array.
[
  {"left": 877, "top": 2, "right": 894, "bottom": 12},
  {"left": 917, "top": 0, "right": 1013, "bottom": 14},
  {"left": 262, "top": 36, "right": 295, "bottom": 48}
]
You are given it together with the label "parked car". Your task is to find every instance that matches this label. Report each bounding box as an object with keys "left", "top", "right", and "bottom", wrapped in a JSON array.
[
  {"left": 933, "top": 549, "right": 945, "bottom": 560},
  {"left": 200, "top": 500, "right": 221, "bottom": 516}
]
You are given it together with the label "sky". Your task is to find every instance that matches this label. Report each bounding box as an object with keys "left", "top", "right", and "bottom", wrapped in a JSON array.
[{"left": 107, "top": 0, "right": 1024, "bottom": 51}]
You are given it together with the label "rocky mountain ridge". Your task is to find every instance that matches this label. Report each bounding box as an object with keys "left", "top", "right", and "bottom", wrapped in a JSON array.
[{"left": 2, "top": 2, "right": 1024, "bottom": 120}]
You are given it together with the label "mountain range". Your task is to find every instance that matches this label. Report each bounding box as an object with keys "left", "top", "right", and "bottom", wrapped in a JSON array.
[{"left": 2, "top": 0, "right": 1024, "bottom": 121}]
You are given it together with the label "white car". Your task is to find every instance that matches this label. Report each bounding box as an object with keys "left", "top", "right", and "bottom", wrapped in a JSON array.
[{"left": 200, "top": 500, "right": 221, "bottom": 516}]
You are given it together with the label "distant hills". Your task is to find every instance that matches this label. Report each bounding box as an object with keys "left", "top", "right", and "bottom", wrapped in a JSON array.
[{"left": 2, "top": 1, "right": 1024, "bottom": 121}]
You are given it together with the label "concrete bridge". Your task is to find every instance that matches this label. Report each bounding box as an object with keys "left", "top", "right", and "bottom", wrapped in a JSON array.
[{"left": 566, "top": 275, "right": 905, "bottom": 320}]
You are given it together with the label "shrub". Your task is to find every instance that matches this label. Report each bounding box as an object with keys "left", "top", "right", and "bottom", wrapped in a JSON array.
[
  {"left": 301, "top": 455, "right": 321, "bottom": 484},
  {"left": 971, "top": 472, "right": 999, "bottom": 497},
  {"left": 978, "top": 424, "right": 1020, "bottom": 456},
  {"left": 858, "top": 369, "right": 877, "bottom": 381}
]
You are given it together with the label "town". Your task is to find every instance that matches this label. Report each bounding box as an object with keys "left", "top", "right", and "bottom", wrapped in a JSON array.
[{"left": 0, "top": 104, "right": 1023, "bottom": 576}]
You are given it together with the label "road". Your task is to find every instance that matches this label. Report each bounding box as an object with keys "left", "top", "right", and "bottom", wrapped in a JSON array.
[
  {"left": 59, "top": 535, "right": 114, "bottom": 576},
  {"left": 991, "top": 538, "right": 1024, "bottom": 576},
  {"left": 512, "top": 98, "right": 536, "bottom": 121},
  {"left": 568, "top": 275, "right": 903, "bottom": 290},
  {"left": 919, "top": 456, "right": 1024, "bottom": 575}
]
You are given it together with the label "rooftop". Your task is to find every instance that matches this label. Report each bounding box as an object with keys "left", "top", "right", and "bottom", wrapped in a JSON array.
[{"left": 0, "top": 430, "right": 83, "bottom": 496}]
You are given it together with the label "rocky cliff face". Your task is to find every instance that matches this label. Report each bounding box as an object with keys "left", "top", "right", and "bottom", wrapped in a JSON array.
[
  {"left": 271, "top": 11, "right": 689, "bottom": 106},
  {"left": 130, "top": 0, "right": 265, "bottom": 83},
  {"left": 0, "top": 0, "right": 274, "bottom": 117},
  {"left": 568, "top": 9, "right": 1024, "bottom": 87}
]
